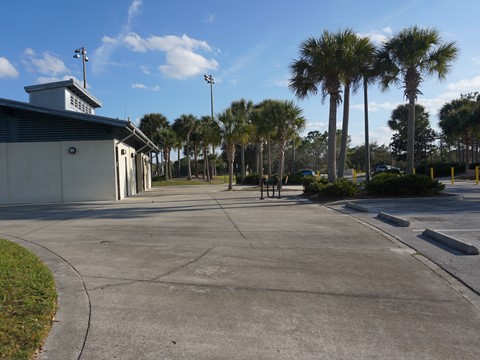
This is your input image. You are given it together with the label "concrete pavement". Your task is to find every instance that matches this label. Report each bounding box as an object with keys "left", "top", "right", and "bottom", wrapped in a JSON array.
[
  {"left": 1, "top": 185, "right": 480, "bottom": 359},
  {"left": 329, "top": 179, "right": 480, "bottom": 296}
]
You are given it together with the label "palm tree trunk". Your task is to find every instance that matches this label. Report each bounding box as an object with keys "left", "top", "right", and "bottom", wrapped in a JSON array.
[
  {"left": 363, "top": 79, "right": 371, "bottom": 182},
  {"left": 267, "top": 136, "right": 272, "bottom": 179},
  {"left": 465, "top": 136, "right": 470, "bottom": 173},
  {"left": 277, "top": 136, "right": 286, "bottom": 190},
  {"left": 406, "top": 98, "right": 416, "bottom": 174},
  {"left": 204, "top": 146, "right": 210, "bottom": 182},
  {"left": 241, "top": 143, "right": 246, "bottom": 178},
  {"left": 327, "top": 95, "right": 338, "bottom": 183},
  {"left": 177, "top": 147, "right": 181, "bottom": 178},
  {"left": 186, "top": 138, "right": 192, "bottom": 180},
  {"left": 194, "top": 144, "right": 199, "bottom": 178},
  {"left": 258, "top": 141, "right": 264, "bottom": 186},
  {"left": 338, "top": 83, "right": 351, "bottom": 178},
  {"left": 211, "top": 144, "right": 216, "bottom": 178},
  {"left": 227, "top": 143, "right": 235, "bottom": 190},
  {"left": 163, "top": 147, "right": 168, "bottom": 179}
]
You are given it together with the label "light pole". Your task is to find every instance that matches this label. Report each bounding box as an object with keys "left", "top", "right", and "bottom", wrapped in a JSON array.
[
  {"left": 73, "top": 47, "right": 88, "bottom": 89},
  {"left": 204, "top": 74, "right": 215, "bottom": 122},
  {"left": 204, "top": 74, "right": 215, "bottom": 179}
]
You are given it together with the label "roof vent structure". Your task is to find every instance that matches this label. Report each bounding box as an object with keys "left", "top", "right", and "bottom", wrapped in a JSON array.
[{"left": 24, "top": 79, "right": 102, "bottom": 115}]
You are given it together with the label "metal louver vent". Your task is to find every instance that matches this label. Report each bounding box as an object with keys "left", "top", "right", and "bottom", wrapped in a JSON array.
[{"left": 0, "top": 109, "right": 113, "bottom": 142}]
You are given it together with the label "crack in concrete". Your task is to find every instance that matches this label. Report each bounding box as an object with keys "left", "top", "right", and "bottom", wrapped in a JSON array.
[
  {"left": 151, "top": 247, "right": 215, "bottom": 280},
  {"left": 208, "top": 193, "right": 254, "bottom": 247},
  {"left": 84, "top": 274, "right": 454, "bottom": 304}
]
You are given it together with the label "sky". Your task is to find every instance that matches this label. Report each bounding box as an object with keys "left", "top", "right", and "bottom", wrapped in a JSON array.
[{"left": 1, "top": 0, "right": 480, "bottom": 149}]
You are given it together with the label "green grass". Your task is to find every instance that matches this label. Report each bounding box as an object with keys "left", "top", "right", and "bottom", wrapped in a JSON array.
[
  {"left": 0, "top": 239, "right": 57, "bottom": 360},
  {"left": 153, "top": 176, "right": 233, "bottom": 187}
]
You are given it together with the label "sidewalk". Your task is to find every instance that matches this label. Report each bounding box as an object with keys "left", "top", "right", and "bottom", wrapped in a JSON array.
[{"left": 1, "top": 185, "right": 479, "bottom": 359}]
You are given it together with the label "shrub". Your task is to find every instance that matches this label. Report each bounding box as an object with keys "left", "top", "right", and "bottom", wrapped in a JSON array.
[
  {"left": 366, "top": 173, "right": 445, "bottom": 196},
  {"left": 303, "top": 177, "right": 358, "bottom": 198},
  {"left": 152, "top": 174, "right": 166, "bottom": 182},
  {"left": 237, "top": 174, "right": 261, "bottom": 185},
  {"left": 319, "top": 178, "right": 360, "bottom": 198},
  {"left": 285, "top": 173, "right": 304, "bottom": 185}
]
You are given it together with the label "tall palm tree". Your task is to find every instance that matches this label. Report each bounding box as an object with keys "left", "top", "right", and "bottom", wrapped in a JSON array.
[
  {"left": 139, "top": 113, "right": 168, "bottom": 174},
  {"left": 439, "top": 95, "right": 479, "bottom": 172},
  {"left": 376, "top": 26, "right": 458, "bottom": 174},
  {"left": 263, "top": 99, "right": 306, "bottom": 190},
  {"left": 250, "top": 104, "right": 272, "bottom": 184},
  {"left": 172, "top": 114, "right": 197, "bottom": 180},
  {"left": 159, "top": 125, "right": 177, "bottom": 180},
  {"left": 360, "top": 48, "right": 379, "bottom": 182},
  {"left": 230, "top": 99, "right": 254, "bottom": 178},
  {"left": 338, "top": 31, "right": 375, "bottom": 178},
  {"left": 218, "top": 108, "right": 244, "bottom": 190},
  {"left": 254, "top": 100, "right": 279, "bottom": 180},
  {"left": 289, "top": 30, "right": 345, "bottom": 182}
]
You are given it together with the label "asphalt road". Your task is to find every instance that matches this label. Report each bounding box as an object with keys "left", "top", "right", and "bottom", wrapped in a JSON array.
[{"left": 1, "top": 184, "right": 479, "bottom": 359}]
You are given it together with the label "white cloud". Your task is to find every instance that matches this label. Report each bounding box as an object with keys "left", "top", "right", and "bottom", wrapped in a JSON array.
[
  {"left": 124, "top": 33, "right": 213, "bottom": 53},
  {"left": 0, "top": 57, "right": 19, "bottom": 78},
  {"left": 447, "top": 75, "right": 480, "bottom": 92},
  {"left": 23, "top": 48, "right": 69, "bottom": 76},
  {"left": 131, "top": 83, "right": 147, "bottom": 89},
  {"left": 127, "top": 0, "right": 142, "bottom": 30},
  {"left": 140, "top": 65, "right": 150, "bottom": 74},
  {"left": 356, "top": 28, "right": 391, "bottom": 46},
  {"left": 273, "top": 77, "right": 289, "bottom": 87},
  {"left": 124, "top": 33, "right": 218, "bottom": 79},
  {"left": 93, "top": 0, "right": 219, "bottom": 80},
  {"left": 92, "top": 0, "right": 141, "bottom": 74},
  {"left": 352, "top": 101, "right": 400, "bottom": 112},
  {"left": 131, "top": 83, "right": 160, "bottom": 91},
  {"left": 159, "top": 46, "right": 219, "bottom": 79},
  {"left": 203, "top": 14, "right": 215, "bottom": 23}
]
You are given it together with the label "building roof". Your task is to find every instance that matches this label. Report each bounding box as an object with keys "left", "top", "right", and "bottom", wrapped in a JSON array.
[
  {"left": 24, "top": 79, "right": 102, "bottom": 108},
  {"left": 0, "top": 97, "right": 158, "bottom": 152}
]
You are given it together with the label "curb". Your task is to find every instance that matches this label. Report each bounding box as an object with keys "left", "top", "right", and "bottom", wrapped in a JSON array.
[
  {"left": 345, "top": 202, "right": 369, "bottom": 212},
  {"left": 422, "top": 229, "right": 479, "bottom": 255},
  {"left": 377, "top": 212, "right": 410, "bottom": 227}
]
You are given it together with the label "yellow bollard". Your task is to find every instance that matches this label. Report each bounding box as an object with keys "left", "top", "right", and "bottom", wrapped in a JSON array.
[
  {"left": 451, "top": 167, "right": 454, "bottom": 184},
  {"left": 413, "top": 168, "right": 416, "bottom": 175},
  {"left": 353, "top": 170, "right": 357, "bottom": 183},
  {"left": 430, "top": 167, "right": 434, "bottom": 179},
  {"left": 476, "top": 166, "right": 479, "bottom": 185}
]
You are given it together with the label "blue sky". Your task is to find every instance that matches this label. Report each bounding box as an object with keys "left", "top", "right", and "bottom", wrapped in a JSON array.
[{"left": 1, "top": 0, "right": 480, "bottom": 148}]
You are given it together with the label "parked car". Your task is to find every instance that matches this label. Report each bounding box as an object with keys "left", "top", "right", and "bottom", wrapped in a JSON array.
[
  {"left": 299, "top": 169, "right": 315, "bottom": 176},
  {"left": 374, "top": 164, "right": 401, "bottom": 174}
]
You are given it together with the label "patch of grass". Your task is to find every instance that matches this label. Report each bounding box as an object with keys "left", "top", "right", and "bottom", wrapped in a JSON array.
[
  {"left": 153, "top": 176, "right": 232, "bottom": 187},
  {"left": 0, "top": 239, "right": 57, "bottom": 360}
]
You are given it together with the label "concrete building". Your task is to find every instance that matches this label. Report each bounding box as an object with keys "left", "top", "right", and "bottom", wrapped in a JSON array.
[{"left": 0, "top": 79, "right": 158, "bottom": 204}]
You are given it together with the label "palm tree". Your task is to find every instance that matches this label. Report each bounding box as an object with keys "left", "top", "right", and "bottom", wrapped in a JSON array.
[
  {"left": 218, "top": 108, "right": 245, "bottom": 190},
  {"left": 139, "top": 113, "right": 168, "bottom": 175},
  {"left": 376, "top": 26, "right": 458, "bottom": 174},
  {"left": 230, "top": 99, "right": 254, "bottom": 178},
  {"left": 250, "top": 104, "right": 272, "bottom": 184},
  {"left": 172, "top": 114, "right": 197, "bottom": 180},
  {"left": 439, "top": 94, "right": 479, "bottom": 172},
  {"left": 338, "top": 31, "right": 375, "bottom": 178},
  {"left": 360, "top": 49, "right": 379, "bottom": 182},
  {"left": 289, "top": 30, "right": 345, "bottom": 182},
  {"left": 159, "top": 125, "right": 177, "bottom": 179},
  {"left": 263, "top": 99, "right": 306, "bottom": 190}
]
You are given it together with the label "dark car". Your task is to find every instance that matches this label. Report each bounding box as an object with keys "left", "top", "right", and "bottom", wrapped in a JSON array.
[
  {"left": 299, "top": 169, "right": 315, "bottom": 176},
  {"left": 374, "top": 164, "right": 401, "bottom": 174}
]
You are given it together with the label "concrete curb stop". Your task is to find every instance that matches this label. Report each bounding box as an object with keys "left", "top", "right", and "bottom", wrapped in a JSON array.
[
  {"left": 345, "top": 202, "right": 369, "bottom": 212},
  {"left": 422, "top": 228, "right": 479, "bottom": 255},
  {"left": 377, "top": 212, "right": 410, "bottom": 227}
]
